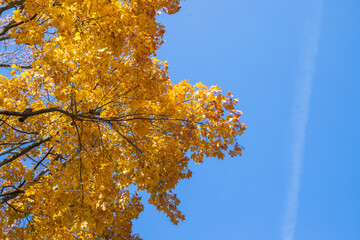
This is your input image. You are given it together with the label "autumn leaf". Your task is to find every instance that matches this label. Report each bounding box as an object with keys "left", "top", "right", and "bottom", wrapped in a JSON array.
[{"left": 0, "top": 0, "right": 246, "bottom": 239}]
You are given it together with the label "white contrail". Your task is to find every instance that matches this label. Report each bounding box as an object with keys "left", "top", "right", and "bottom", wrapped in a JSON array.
[{"left": 281, "top": 1, "right": 323, "bottom": 240}]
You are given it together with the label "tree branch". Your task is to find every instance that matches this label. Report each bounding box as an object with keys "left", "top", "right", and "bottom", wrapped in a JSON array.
[
  {"left": 0, "top": 0, "right": 25, "bottom": 17},
  {"left": 0, "top": 34, "right": 10, "bottom": 41},
  {"left": 0, "top": 139, "right": 33, "bottom": 145},
  {"left": 0, "top": 63, "right": 32, "bottom": 69},
  {"left": 0, "top": 189, "right": 24, "bottom": 197},
  {"left": 0, "top": 13, "right": 37, "bottom": 38},
  {"left": 0, "top": 134, "right": 52, "bottom": 167},
  {"left": 0, "top": 141, "right": 29, "bottom": 156},
  {"left": 0, "top": 189, "right": 24, "bottom": 204},
  {"left": 33, "top": 147, "right": 53, "bottom": 171},
  {"left": 0, "top": 19, "right": 16, "bottom": 37}
]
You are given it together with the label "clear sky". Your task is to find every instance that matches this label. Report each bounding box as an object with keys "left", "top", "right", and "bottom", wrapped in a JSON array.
[{"left": 133, "top": 0, "right": 360, "bottom": 239}]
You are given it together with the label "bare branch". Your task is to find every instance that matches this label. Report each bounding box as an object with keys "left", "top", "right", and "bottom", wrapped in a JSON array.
[
  {"left": 0, "top": 13, "right": 38, "bottom": 38},
  {"left": 0, "top": 139, "right": 33, "bottom": 145},
  {"left": 0, "top": 19, "right": 16, "bottom": 37},
  {"left": 0, "top": 63, "right": 32, "bottom": 69},
  {"left": 0, "top": 34, "right": 10, "bottom": 41},
  {"left": 110, "top": 123, "right": 143, "bottom": 154},
  {"left": 0, "top": 107, "right": 193, "bottom": 128},
  {"left": 0, "top": 117, "right": 39, "bottom": 135},
  {"left": 0, "top": 134, "right": 52, "bottom": 167},
  {"left": 0, "top": 107, "right": 69, "bottom": 118},
  {"left": 33, "top": 167, "right": 49, "bottom": 183},
  {"left": 0, "top": 189, "right": 24, "bottom": 204},
  {"left": 33, "top": 147, "right": 53, "bottom": 171},
  {"left": 0, "top": 189, "right": 24, "bottom": 197},
  {"left": 0, "top": 142, "right": 28, "bottom": 156},
  {"left": 0, "top": 0, "right": 25, "bottom": 16}
]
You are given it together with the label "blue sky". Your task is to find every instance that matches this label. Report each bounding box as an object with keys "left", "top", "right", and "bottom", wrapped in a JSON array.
[{"left": 133, "top": 0, "right": 360, "bottom": 239}]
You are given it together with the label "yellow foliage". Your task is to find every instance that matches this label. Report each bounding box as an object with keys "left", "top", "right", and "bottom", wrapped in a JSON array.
[{"left": 0, "top": 0, "right": 246, "bottom": 239}]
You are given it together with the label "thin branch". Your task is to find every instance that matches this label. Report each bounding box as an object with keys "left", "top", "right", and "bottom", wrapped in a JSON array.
[
  {"left": 0, "top": 107, "right": 73, "bottom": 118},
  {"left": 0, "top": 134, "right": 52, "bottom": 167},
  {"left": 33, "top": 155, "right": 60, "bottom": 182},
  {"left": 0, "top": 34, "right": 10, "bottom": 41},
  {"left": 0, "top": 107, "right": 191, "bottom": 123},
  {"left": 0, "top": 117, "right": 39, "bottom": 135},
  {"left": 0, "top": 63, "right": 32, "bottom": 69},
  {"left": 0, "top": 189, "right": 24, "bottom": 197},
  {"left": 33, "top": 167, "right": 49, "bottom": 183},
  {"left": 0, "top": 189, "right": 23, "bottom": 204},
  {"left": 110, "top": 123, "right": 142, "bottom": 154},
  {"left": 1, "top": 185, "right": 16, "bottom": 194},
  {"left": 0, "top": 19, "right": 16, "bottom": 37},
  {"left": 33, "top": 147, "right": 53, "bottom": 171},
  {"left": 1, "top": 13, "right": 38, "bottom": 36},
  {"left": 0, "top": 0, "right": 25, "bottom": 16},
  {"left": 5, "top": 200, "right": 25, "bottom": 213},
  {"left": 0, "top": 142, "right": 26, "bottom": 156},
  {"left": 0, "top": 140, "right": 33, "bottom": 146}
]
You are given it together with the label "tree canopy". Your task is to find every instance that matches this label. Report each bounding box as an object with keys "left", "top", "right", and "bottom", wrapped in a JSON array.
[{"left": 0, "top": 0, "right": 246, "bottom": 239}]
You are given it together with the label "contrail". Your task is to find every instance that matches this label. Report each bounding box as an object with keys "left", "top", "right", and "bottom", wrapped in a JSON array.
[{"left": 281, "top": 1, "right": 324, "bottom": 240}]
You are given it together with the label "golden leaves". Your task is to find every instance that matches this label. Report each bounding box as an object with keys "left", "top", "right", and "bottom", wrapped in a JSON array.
[{"left": 0, "top": 0, "right": 246, "bottom": 238}]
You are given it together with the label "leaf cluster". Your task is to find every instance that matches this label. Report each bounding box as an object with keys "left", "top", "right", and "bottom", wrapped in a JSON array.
[{"left": 0, "top": 0, "right": 246, "bottom": 239}]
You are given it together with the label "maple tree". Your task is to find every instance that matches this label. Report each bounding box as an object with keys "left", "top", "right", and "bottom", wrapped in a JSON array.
[{"left": 0, "top": 0, "right": 246, "bottom": 239}]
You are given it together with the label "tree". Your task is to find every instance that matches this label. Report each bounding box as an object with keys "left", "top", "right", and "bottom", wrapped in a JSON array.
[{"left": 0, "top": 0, "right": 246, "bottom": 239}]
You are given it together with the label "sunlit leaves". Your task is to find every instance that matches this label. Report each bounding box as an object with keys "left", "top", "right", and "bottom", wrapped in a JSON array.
[{"left": 0, "top": 0, "right": 246, "bottom": 239}]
